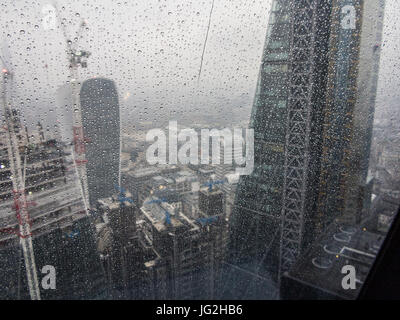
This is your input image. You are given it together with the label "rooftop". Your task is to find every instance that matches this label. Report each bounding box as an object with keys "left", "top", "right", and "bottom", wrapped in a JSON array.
[{"left": 284, "top": 223, "right": 384, "bottom": 299}]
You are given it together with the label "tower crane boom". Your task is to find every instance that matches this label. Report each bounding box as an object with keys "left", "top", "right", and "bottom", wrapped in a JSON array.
[{"left": 52, "top": 1, "right": 91, "bottom": 211}]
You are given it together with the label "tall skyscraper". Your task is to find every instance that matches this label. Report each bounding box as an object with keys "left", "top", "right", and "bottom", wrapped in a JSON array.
[
  {"left": 316, "top": 0, "right": 386, "bottom": 228},
  {"left": 225, "top": 0, "right": 385, "bottom": 298},
  {"left": 80, "top": 78, "right": 121, "bottom": 207}
]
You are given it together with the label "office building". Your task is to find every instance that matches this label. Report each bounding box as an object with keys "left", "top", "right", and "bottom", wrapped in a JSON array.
[
  {"left": 121, "top": 165, "right": 180, "bottom": 206},
  {"left": 80, "top": 78, "right": 121, "bottom": 207},
  {"left": 138, "top": 196, "right": 225, "bottom": 299},
  {"left": 56, "top": 83, "right": 75, "bottom": 145},
  {"left": 226, "top": 0, "right": 386, "bottom": 297},
  {"left": 95, "top": 192, "right": 142, "bottom": 299}
]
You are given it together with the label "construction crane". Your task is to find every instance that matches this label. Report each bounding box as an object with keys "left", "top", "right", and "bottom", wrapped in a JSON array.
[
  {"left": 198, "top": 0, "right": 215, "bottom": 84},
  {"left": 202, "top": 179, "right": 225, "bottom": 191},
  {"left": 143, "top": 197, "right": 172, "bottom": 225},
  {"left": 161, "top": 207, "right": 172, "bottom": 225},
  {"left": 52, "top": 1, "right": 91, "bottom": 212},
  {"left": 145, "top": 198, "right": 168, "bottom": 205},
  {"left": 67, "top": 229, "right": 80, "bottom": 238},
  {"left": 114, "top": 184, "right": 134, "bottom": 206},
  {"left": 197, "top": 215, "right": 219, "bottom": 226},
  {"left": 1, "top": 46, "right": 41, "bottom": 300}
]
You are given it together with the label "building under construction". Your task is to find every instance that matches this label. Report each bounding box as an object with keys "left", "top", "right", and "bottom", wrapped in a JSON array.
[
  {"left": 94, "top": 181, "right": 227, "bottom": 299},
  {"left": 138, "top": 191, "right": 226, "bottom": 300},
  {"left": 0, "top": 110, "right": 105, "bottom": 299},
  {"left": 95, "top": 190, "right": 143, "bottom": 299}
]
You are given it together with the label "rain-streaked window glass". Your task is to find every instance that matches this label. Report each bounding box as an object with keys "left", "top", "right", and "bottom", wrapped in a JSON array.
[{"left": 0, "top": 0, "right": 399, "bottom": 300}]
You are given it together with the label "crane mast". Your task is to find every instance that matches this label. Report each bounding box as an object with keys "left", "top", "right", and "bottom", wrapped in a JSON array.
[
  {"left": 53, "top": 1, "right": 91, "bottom": 211},
  {"left": 70, "top": 55, "right": 90, "bottom": 212}
]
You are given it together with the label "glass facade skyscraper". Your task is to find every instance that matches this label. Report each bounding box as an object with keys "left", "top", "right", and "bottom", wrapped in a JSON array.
[
  {"left": 226, "top": 0, "right": 385, "bottom": 298},
  {"left": 80, "top": 78, "right": 121, "bottom": 207}
]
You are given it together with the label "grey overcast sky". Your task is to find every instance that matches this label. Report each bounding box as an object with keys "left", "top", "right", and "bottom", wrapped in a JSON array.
[{"left": 0, "top": 0, "right": 399, "bottom": 128}]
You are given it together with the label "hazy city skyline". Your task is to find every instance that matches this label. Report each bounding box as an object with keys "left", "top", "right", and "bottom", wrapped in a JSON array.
[
  {"left": 1, "top": 0, "right": 271, "bottom": 127},
  {"left": 0, "top": 0, "right": 398, "bottom": 130},
  {"left": 0, "top": 0, "right": 399, "bottom": 301}
]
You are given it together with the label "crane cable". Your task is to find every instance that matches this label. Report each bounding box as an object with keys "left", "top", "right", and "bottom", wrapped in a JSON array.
[{"left": 197, "top": 0, "right": 215, "bottom": 84}]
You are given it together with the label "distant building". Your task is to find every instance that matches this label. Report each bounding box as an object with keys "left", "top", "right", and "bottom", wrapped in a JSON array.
[
  {"left": 138, "top": 196, "right": 226, "bottom": 299},
  {"left": 369, "top": 192, "right": 399, "bottom": 234},
  {"left": 199, "top": 188, "right": 224, "bottom": 218},
  {"left": 56, "top": 83, "right": 75, "bottom": 144},
  {"left": 187, "top": 164, "right": 215, "bottom": 184},
  {"left": 121, "top": 165, "right": 180, "bottom": 207},
  {"left": 222, "top": 173, "right": 240, "bottom": 220},
  {"left": 120, "top": 152, "right": 131, "bottom": 169},
  {"left": 214, "top": 135, "right": 243, "bottom": 181},
  {"left": 138, "top": 170, "right": 197, "bottom": 207},
  {"left": 181, "top": 192, "right": 199, "bottom": 219},
  {"left": 95, "top": 192, "right": 141, "bottom": 299},
  {"left": 80, "top": 78, "right": 121, "bottom": 207}
]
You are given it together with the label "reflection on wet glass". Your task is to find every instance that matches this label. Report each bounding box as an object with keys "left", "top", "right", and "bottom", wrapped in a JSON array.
[{"left": 0, "top": 0, "right": 399, "bottom": 300}]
